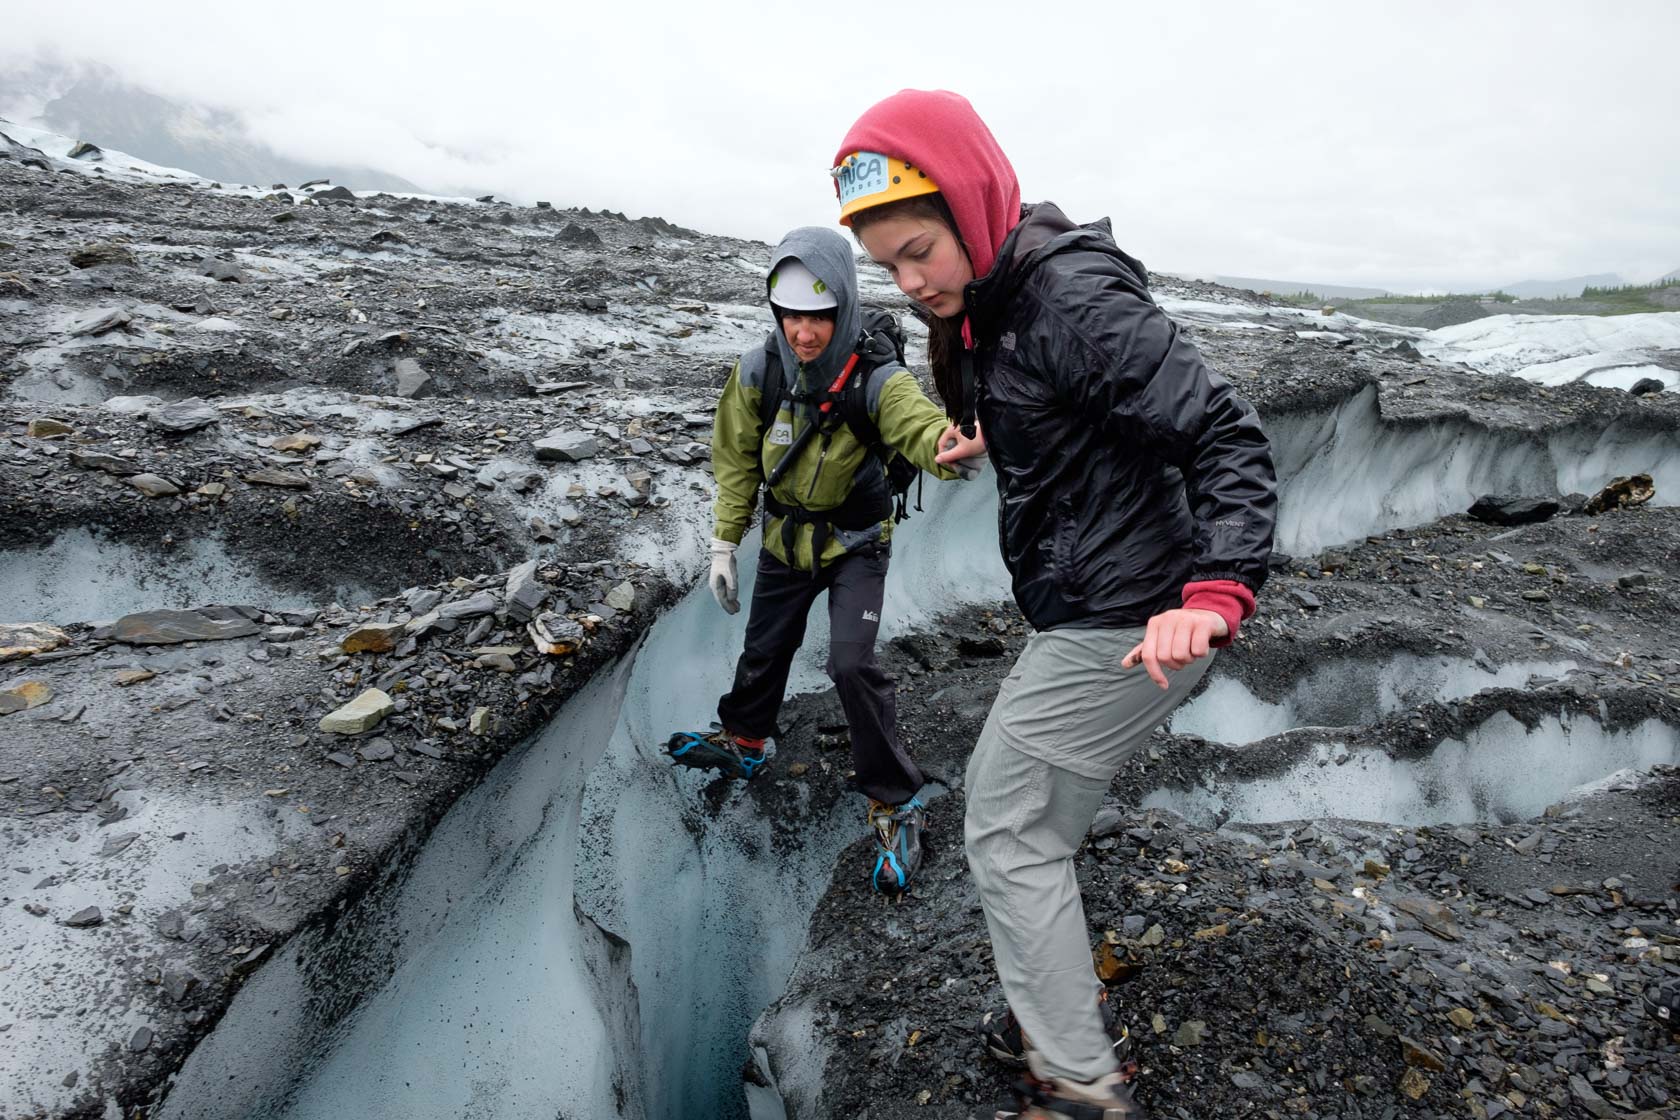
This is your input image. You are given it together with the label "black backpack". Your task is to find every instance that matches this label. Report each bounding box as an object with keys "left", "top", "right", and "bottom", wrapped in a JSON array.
[{"left": 756, "top": 306, "right": 924, "bottom": 522}]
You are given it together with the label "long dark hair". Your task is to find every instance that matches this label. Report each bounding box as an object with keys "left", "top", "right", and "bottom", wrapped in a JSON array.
[{"left": 850, "top": 192, "right": 968, "bottom": 419}]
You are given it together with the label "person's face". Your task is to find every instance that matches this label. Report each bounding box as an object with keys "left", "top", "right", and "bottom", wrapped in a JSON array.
[
  {"left": 856, "top": 215, "right": 975, "bottom": 319},
  {"left": 780, "top": 312, "right": 836, "bottom": 364}
]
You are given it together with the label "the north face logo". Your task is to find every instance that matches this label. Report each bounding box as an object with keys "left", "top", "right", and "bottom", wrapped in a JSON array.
[{"left": 861, "top": 609, "right": 879, "bottom": 623}]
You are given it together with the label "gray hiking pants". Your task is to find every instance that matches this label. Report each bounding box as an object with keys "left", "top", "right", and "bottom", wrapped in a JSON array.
[{"left": 964, "top": 626, "right": 1211, "bottom": 1084}]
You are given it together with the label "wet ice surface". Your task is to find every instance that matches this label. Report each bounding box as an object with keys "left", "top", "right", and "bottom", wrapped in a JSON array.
[
  {"left": 0, "top": 790, "right": 319, "bottom": 1107},
  {"left": 1421, "top": 312, "right": 1680, "bottom": 391},
  {"left": 159, "top": 658, "right": 645, "bottom": 1120},
  {"left": 483, "top": 301, "right": 768, "bottom": 372},
  {"left": 1144, "top": 712, "right": 1680, "bottom": 828},
  {"left": 0, "top": 527, "right": 373, "bottom": 624},
  {"left": 179, "top": 477, "right": 1008, "bottom": 1120},
  {"left": 1268, "top": 385, "right": 1680, "bottom": 556},
  {"left": 1154, "top": 291, "right": 1680, "bottom": 395},
  {"left": 1170, "top": 653, "right": 1580, "bottom": 745}
]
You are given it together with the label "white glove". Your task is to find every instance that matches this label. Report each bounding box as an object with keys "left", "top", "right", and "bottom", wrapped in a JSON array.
[{"left": 708, "top": 537, "right": 739, "bottom": 614}]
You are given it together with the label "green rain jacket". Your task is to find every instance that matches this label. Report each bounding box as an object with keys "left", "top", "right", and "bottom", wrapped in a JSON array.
[{"left": 712, "top": 227, "right": 958, "bottom": 572}]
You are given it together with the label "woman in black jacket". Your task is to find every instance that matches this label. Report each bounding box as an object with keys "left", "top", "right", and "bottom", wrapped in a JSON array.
[{"left": 833, "top": 90, "right": 1278, "bottom": 1120}]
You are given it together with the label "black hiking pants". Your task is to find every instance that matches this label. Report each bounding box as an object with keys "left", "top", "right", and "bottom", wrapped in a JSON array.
[{"left": 716, "top": 546, "right": 923, "bottom": 806}]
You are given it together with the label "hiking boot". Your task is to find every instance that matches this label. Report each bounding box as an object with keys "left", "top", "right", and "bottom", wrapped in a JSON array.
[
  {"left": 666, "top": 728, "right": 767, "bottom": 781},
  {"left": 868, "top": 796, "right": 924, "bottom": 895},
  {"left": 995, "top": 1072, "right": 1148, "bottom": 1120},
  {"left": 980, "top": 989, "right": 1129, "bottom": 1069}
]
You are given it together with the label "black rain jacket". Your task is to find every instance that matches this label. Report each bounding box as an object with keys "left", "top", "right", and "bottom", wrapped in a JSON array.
[{"left": 963, "top": 202, "right": 1277, "bottom": 631}]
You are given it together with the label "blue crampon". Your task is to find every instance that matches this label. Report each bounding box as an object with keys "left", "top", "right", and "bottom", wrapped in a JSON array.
[
  {"left": 665, "top": 729, "right": 767, "bottom": 781},
  {"left": 869, "top": 796, "right": 925, "bottom": 896}
]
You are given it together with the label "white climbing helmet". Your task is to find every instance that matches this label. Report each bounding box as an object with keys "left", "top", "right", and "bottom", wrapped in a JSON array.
[{"left": 768, "top": 258, "right": 837, "bottom": 312}]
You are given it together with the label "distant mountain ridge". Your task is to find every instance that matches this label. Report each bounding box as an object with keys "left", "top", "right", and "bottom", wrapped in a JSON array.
[
  {"left": 1213, "top": 276, "right": 1392, "bottom": 300},
  {"left": 0, "top": 58, "right": 420, "bottom": 193},
  {"left": 1496, "top": 273, "right": 1622, "bottom": 300}
]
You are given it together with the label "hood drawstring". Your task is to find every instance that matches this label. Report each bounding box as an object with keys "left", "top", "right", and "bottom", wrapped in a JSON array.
[{"left": 959, "top": 315, "right": 978, "bottom": 440}]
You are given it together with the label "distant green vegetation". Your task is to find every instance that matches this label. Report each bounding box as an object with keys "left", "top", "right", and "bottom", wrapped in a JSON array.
[
  {"left": 1269, "top": 289, "right": 1324, "bottom": 307},
  {"left": 1344, "top": 291, "right": 1517, "bottom": 305},
  {"left": 1568, "top": 278, "right": 1680, "bottom": 313},
  {"left": 1581, "top": 277, "right": 1680, "bottom": 298},
  {"left": 1271, "top": 289, "right": 1518, "bottom": 307},
  {"left": 1261, "top": 278, "right": 1679, "bottom": 317}
]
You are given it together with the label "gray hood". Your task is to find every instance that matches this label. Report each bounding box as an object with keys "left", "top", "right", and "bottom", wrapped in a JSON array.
[{"left": 767, "top": 226, "right": 860, "bottom": 391}]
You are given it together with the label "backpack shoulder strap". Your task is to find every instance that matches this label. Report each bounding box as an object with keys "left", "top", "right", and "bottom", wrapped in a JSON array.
[
  {"left": 838, "top": 363, "right": 894, "bottom": 461},
  {"left": 757, "top": 331, "right": 784, "bottom": 433}
]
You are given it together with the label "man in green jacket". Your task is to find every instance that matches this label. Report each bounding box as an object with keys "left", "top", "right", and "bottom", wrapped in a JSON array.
[{"left": 667, "top": 225, "right": 983, "bottom": 895}]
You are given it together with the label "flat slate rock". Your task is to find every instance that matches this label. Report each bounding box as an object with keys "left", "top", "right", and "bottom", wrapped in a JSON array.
[
  {"left": 243, "top": 468, "right": 311, "bottom": 488},
  {"left": 394, "top": 358, "right": 432, "bottom": 399},
  {"left": 112, "top": 610, "right": 261, "bottom": 645},
  {"left": 0, "top": 623, "right": 70, "bottom": 661},
  {"left": 68, "top": 449, "right": 143, "bottom": 475},
  {"left": 319, "top": 688, "right": 395, "bottom": 735},
  {"left": 533, "top": 430, "right": 600, "bottom": 462},
  {"left": 148, "top": 398, "right": 219, "bottom": 433}
]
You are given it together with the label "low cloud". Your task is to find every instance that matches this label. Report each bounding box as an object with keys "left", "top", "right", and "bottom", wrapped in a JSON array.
[{"left": 6, "top": 0, "right": 1678, "bottom": 290}]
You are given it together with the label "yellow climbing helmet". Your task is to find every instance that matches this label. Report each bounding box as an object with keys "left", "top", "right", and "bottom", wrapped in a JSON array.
[{"left": 832, "top": 151, "right": 939, "bottom": 227}]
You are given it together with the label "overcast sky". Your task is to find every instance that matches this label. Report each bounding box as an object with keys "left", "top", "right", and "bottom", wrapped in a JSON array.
[{"left": 7, "top": 0, "right": 1679, "bottom": 291}]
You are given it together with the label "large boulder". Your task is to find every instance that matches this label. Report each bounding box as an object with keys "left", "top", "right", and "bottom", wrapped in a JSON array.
[{"left": 1466, "top": 494, "right": 1559, "bottom": 526}]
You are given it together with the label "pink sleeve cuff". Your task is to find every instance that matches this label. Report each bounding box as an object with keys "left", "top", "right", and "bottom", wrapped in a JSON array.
[{"left": 1182, "top": 579, "right": 1256, "bottom": 648}]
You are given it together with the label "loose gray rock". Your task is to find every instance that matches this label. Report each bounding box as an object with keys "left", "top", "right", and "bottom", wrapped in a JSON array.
[
  {"left": 148, "top": 398, "right": 220, "bottom": 433},
  {"left": 128, "top": 473, "right": 180, "bottom": 498},
  {"left": 319, "top": 689, "right": 395, "bottom": 734},
  {"left": 394, "top": 358, "right": 432, "bottom": 399},
  {"left": 439, "top": 591, "right": 498, "bottom": 620},
  {"left": 197, "top": 257, "right": 247, "bottom": 283},
  {"left": 112, "top": 610, "right": 261, "bottom": 645},
  {"left": 534, "top": 430, "right": 600, "bottom": 462},
  {"left": 358, "top": 738, "right": 396, "bottom": 762},
  {"left": 69, "top": 449, "right": 144, "bottom": 476},
  {"left": 505, "top": 560, "right": 547, "bottom": 623},
  {"left": 68, "top": 242, "right": 136, "bottom": 269},
  {"left": 67, "top": 308, "right": 133, "bottom": 337},
  {"left": 242, "top": 468, "right": 311, "bottom": 488}
]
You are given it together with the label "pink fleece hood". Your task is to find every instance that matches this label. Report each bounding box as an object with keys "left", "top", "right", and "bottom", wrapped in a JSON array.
[{"left": 834, "top": 90, "right": 1021, "bottom": 280}]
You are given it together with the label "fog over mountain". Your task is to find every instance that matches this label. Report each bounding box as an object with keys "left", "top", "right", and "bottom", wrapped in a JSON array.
[
  {"left": 0, "top": 59, "right": 419, "bottom": 193},
  {"left": 3, "top": 0, "right": 1677, "bottom": 291},
  {"left": 1498, "top": 274, "right": 1624, "bottom": 300}
]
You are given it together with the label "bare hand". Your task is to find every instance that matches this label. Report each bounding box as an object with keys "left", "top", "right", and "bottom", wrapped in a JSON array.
[
  {"left": 935, "top": 422, "right": 985, "bottom": 466},
  {"left": 1121, "top": 609, "right": 1228, "bottom": 689}
]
